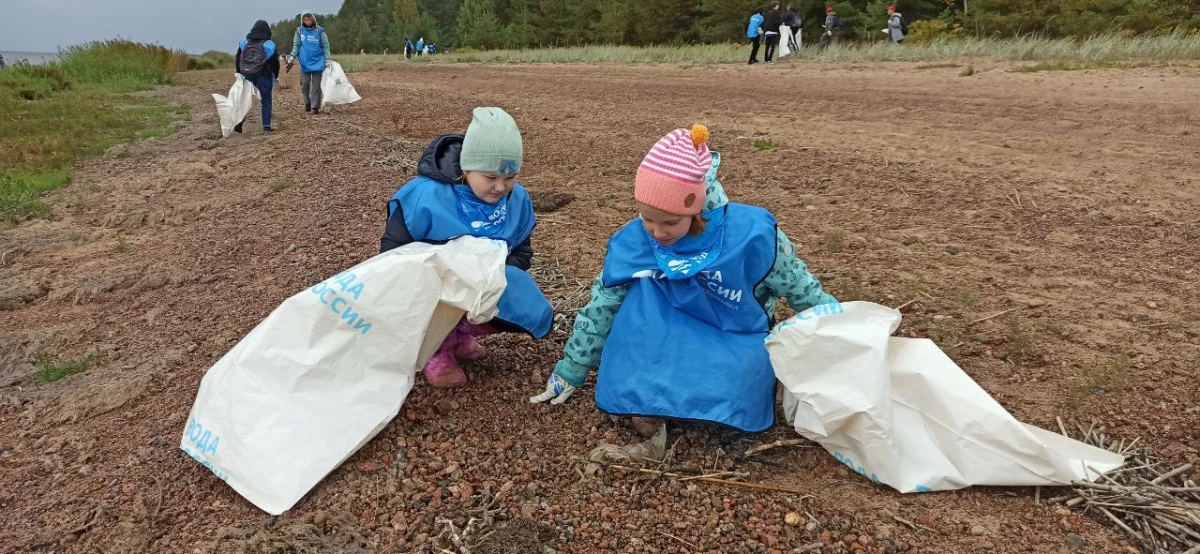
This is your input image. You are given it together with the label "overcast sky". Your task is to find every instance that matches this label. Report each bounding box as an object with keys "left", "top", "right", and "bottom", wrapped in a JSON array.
[{"left": 2, "top": 0, "right": 344, "bottom": 54}]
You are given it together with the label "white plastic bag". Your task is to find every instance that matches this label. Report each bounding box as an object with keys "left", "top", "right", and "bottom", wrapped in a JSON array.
[
  {"left": 212, "top": 74, "right": 259, "bottom": 139},
  {"left": 767, "top": 301, "right": 1124, "bottom": 493},
  {"left": 180, "top": 236, "right": 508, "bottom": 515},
  {"left": 320, "top": 61, "right": 361, "bottom": 107},
  {"left": 778, "top": 25, "right": 793, "bottom": 58}
]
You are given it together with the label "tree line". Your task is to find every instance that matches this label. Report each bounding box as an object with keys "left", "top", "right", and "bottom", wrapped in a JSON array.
[{"left": 268, "top": 0, "right": 1200, "bottom": 54}]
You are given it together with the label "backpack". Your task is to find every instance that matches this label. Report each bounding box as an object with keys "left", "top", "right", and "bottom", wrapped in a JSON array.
[
  {"left": 239, "top": 41, "right": 267, "bottom": 76},
  {"left": 899, "top": 15, "right": 909, "bottom": 35},
  {"left": 833, "top": 14, "right": 843, "bottom": 28}
]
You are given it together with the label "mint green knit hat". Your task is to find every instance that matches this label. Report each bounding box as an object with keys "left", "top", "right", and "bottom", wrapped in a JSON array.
[{"left": 460, "top": 107, "right": 523, "bottom": 176}]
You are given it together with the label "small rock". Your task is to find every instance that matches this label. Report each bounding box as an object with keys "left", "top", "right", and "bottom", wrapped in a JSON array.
[
  {"left": 1087, "top": 210, "right": 1102, "bottom": 218},
  {"left": 1146, "top": 301, "right": 1157, "bottom": 309},
  {"left": 842, "top": 533, "right": 858, "bottom": 546},
  {"left": 1065, "top": 534, "right": 1088, "bottom": 550},
  {"left": 359, "top": 462, "right": 382, "bottom": 472},
  {"left": 981, "top": 542, "right": 995, "bottom": 550},
  {"left": 901, "top": 235, "right": 920, "bottom": 246},
  {"left": 187, "top": 344, "right": 199, "bottom": 353},
  {"left": 785, "top": 512, "right": 802, "bottom": 526},
  {"left": 970, "top": 525, "right": 986, "bottom": 536},
  {"left": 805, "top": 521, "right": 819, "bottom": 532},
  {"left": 1026, "top": 298, "right": 1046, "bottom": 308},
  {"left": 313, "top": 511, "right": 328, "bottom": 525},
  {"left": 944, "top": 246, "right": 961, "bottom": 255}
]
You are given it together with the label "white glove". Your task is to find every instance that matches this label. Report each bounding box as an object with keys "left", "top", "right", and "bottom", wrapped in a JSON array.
[
  {"left": 530, "top": 373, "right": 576, "bottom": 405},
  {"left": 324, "top": 59, "right": 332, "bottom": 68}
]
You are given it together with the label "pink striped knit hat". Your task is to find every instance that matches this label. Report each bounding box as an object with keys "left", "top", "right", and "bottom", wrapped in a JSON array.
[{"left": 635, "top": 125, "right": 712, "bottom": 216}]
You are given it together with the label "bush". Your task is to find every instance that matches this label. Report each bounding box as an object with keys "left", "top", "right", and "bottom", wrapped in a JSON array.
[
  {"left": 188, "top": 50, "right": 236, "bottom": 71},
  {"left": 0, "top": 65, "right": 72, "bottom": 100},
  {"left": 907, "top": 20, "right": 964, "bottom": 46},
  {"left": 57, "top": 39, "right": 188, "bottom": 87}
]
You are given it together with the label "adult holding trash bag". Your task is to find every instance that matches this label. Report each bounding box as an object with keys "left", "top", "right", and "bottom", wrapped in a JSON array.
[
  {"left": 886, "top": 5, "right": 907, "bottom": 44},
  {"left": 234, "top": 20, "right": 281, "bottom": 134},
  {"left": 290, "top": 11, "right": 332, "bottom": 115},
  {"left": 531, "top": 125, "right": 839, "bottom": 438}
]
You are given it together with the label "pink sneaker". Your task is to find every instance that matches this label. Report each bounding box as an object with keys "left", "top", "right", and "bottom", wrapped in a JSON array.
[{"left": 423, "top": 334, "right": 467, "bottom": 389}]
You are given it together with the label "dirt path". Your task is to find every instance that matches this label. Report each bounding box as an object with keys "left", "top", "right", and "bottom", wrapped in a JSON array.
[{"left": 1, "top": 60, "right": 1197, "bottom": 554}]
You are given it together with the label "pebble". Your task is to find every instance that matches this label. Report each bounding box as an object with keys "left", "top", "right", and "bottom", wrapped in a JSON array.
[
  {"left": 1146, "top": 301, "right": 1157, "bottom": 309},
  {"left": 784, "top": 512, "right": 802, "bottom": 526},
  {"left": 944, "top": 246, "right": 961, "bottom": 255},
  {"left": 970, "top": 525, "right": 986, "bottom": 536},
  {"left": 1064, "top": 534, "right": 1088, "bottom": 550},
  {"left": 1026, "top": 298, "right": 1046, "bottom": 307},
  {"left": 981, "top": 542, "right": 995, "bottom": 550},
  {"left": 902, "top": 235, "right": 920, "bottom": 246}
]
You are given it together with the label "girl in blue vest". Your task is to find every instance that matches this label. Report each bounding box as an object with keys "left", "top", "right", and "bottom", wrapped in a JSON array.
[
  {"left": 531, "top": 125, "right": 838, "bottom": 437},
  {"left": 381, "top": 108, "right": 553, "bottom": 389}
]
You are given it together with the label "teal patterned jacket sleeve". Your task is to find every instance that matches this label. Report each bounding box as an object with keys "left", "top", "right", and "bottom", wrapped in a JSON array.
[
  {"left": 553, "top": 275, "right": 629, "bottom": 387},
  {"left": 760, "top": 229, "right": 838, "bottom": 312}
]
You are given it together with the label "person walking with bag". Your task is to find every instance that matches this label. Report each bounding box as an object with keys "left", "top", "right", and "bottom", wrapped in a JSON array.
[
  {"left": 290, "top": 11, "right": 332, "bottom": 115},
  {"left": 235, "top": 20, "right": 281, "bottom": 134},
  {"left": 785, "top": 5, "right": 802, "bottom": 51},
  {"left": 886, "top": 5, "right": 907, "bottom": 44}
]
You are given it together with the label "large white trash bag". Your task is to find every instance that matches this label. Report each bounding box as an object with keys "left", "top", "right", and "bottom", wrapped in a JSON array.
[
  {"left": 767, "top": 301, "right": 1124, "bottom": 493},
  {"left": 180, "top": 236, "right": 508, "bottom": 515},
  {"left": 212, "top": 74, "right": 260, "bottom": 139},
  {"left": 778, "top": 25, "right": 794, "bottom": 58},
  {"left": 320, "top": 61, "right": 362, "bottom": 107}
]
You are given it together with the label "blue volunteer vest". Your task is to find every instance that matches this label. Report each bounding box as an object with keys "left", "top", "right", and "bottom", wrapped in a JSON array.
[
  {"left": 388, "top": 177, "right": 553, "bottom": 339},
  {"left": 596, "top": 203, "right": 779, "bottom": 432},
  {"left": 298, "top": 26, "right": 326, "bottom": 72}
]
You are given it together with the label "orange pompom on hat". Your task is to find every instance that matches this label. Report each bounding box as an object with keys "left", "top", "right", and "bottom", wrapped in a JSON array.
[{"left": 634, "top": 125, "right": 712, "bottom": 216}]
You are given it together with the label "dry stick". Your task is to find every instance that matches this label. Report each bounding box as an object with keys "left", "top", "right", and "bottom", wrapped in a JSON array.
[
  {"left": 603, "top": 464, "right": 809, "bottom": 496},
  {"left": 657, "top": 530, "right": 699, "bottom": 550},
  {"left": 1098, "top": 506, "right": 1148, "bottom": 545},
  {"left": 1057, "top": 417, "right": 1070, "bottom": 437},
  {"left": 1151, "top": 463, "right": 1193, "bottom": 485},
  {"left": 886, "top": 510, "right": 937, "bottom": 534},
  {"left": 678, "top": 471, "right": 750, "bottom": 482},
  {"left": 745, "top": 439, "right": 812, "bottom": 457},
  {"left": 1035, "top": 486, "right": 1041, "bottom": 504},
  {"left": 794, "top": 543, "right": 824, "bottom": 553},
  {"left": 969, "top": 308, "right": 1020, "bottom": 326},
  {"left": 894, "top": 299, "right": 919, "bottom": 311},
  {"left": 1183, "top": 544, "right": 1200, "bottom": 554}
]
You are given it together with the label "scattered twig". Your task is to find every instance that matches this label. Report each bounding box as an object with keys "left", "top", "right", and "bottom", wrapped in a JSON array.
[
  {"left": 594, "top": 462, "right": 811, "bottom": 496},
  {"left": 1152, "top": 464, "right": 1194, "bottom": 485},
  {"left": 678, "top": 471, "right": 749, "bottom": 482},
  {"left": 794, "top": 542, "right": 824, "bottom": 553},
  {"left": 893, "top": 299, "right": 919, "bottom": 312},
  {"left": 885, "top": 510, "right": 937, "bottom": 534},
  {"left": 1035, "top": 486, "right": 1041, "bottom": 504},
  {"left": 657, "top": 530, "right": 699, "bottom": 549},
  {"left": 745, "top": 438, "right": 813, "bottom": 457},
  {"left": 968, "top": 308, "right": 1020, "bottom": 326}
]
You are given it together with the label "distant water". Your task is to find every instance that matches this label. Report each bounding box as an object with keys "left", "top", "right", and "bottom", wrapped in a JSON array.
[{"left": 0, "top": 51, "right": 59, "bottom": 65}]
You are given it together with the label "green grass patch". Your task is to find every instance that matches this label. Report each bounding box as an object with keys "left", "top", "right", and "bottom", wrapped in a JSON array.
[
  {"left": 188, "top": 50, "right": 236, "bottom": 71},
  {"left": 36, "top": 354, "right": 98, "bottom": 382},
  {"left": 0, "top": 40, "right": 188, "bottom": 222},
  {"left": 1064, "top": 354, "right": 1134, "bottom": 411},
  {"left": 915, "top": 62, "right": 962, "bottom": 69},
  {"left": 0, "top": 171, "right": 70, "bottom": 222},
  {"left": 1004, "top": 317, "right": 1037, "bottom": 365},
  {"left": 114, "top": 236, "right": 129, "bottom": 252},
  {"left": 959, "top": 65, "right": 976, "bottom": 77},
  {"left": 754, "top": 138, "right": 777, "bottom": 151},
  {"left": 269, "top": 178, "right": 293, "bottom": 193}
]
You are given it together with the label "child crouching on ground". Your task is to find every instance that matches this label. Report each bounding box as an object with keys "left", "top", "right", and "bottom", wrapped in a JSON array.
[
  {"left": 531, "top": 125, "right": 838, "bottom": 437},
  {"left": 381, "top": 107, "right": 553, "bottom": 388}
]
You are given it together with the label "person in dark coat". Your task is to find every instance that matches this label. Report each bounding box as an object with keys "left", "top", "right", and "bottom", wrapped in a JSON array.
[
  {"left": 762, "top": 2, "right": 784, "bottom": 64},
  {"left": 235, "top": 20, "right": 281, "bottom": 133},
  {"left": 785, "top": 5, "right": 802, "bottom": 51}
]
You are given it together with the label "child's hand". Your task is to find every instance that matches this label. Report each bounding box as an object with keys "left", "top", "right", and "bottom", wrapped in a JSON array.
[{"left": 530, "top": 373, "right": 576, "bottom": 405}]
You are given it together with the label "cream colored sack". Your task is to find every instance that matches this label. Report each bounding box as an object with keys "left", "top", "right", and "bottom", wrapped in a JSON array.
[
  {"left": 180, "top": 236, "right": 508, "bottom": 514},
  {"left": 212, "top": 74, "right": 259, "bottom": 139},
  {"left": 767, "top": 301, "right": 1124, "bottom": 493}
]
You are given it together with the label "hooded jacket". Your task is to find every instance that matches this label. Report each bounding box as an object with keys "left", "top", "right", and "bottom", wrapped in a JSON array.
[
  {"left": 380, "top": 134, "right": 534, "bottom": 269},
  {"left": 746, "top": 12, "right": 765, "bottom": 39},
  {"left": 762, "top": 8, "right": 784, "bottom": 33},
  {"left": 236, "top": 20, "right": 280, "bottom": 79},
  {"left": 291, "top": 11, "right": 331, "bottom": 72}
]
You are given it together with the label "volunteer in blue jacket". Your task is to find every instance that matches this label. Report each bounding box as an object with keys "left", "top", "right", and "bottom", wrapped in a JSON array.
[
  {"left": 290, "top": 11, "right": 332, "bottom": 114},
  {"left": 380, "top": 108, "right": 553, "bottom": 389},
  {"left": 747, "top": 9, "right": 765, "bottom": 65},
  {"left": 532, "top": 125, "right": 839, "bottom": 438},
  {"left": 235, "top": 20, "right": 281, "bottom": 134}
]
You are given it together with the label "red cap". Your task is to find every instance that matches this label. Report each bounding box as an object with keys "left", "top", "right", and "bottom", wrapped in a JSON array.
[
  {"left": 826, "top": 6, "right": 834, "bottom": 12},
  {"left": 888, "top": 5, "right": 896, "bottom": 10}
]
